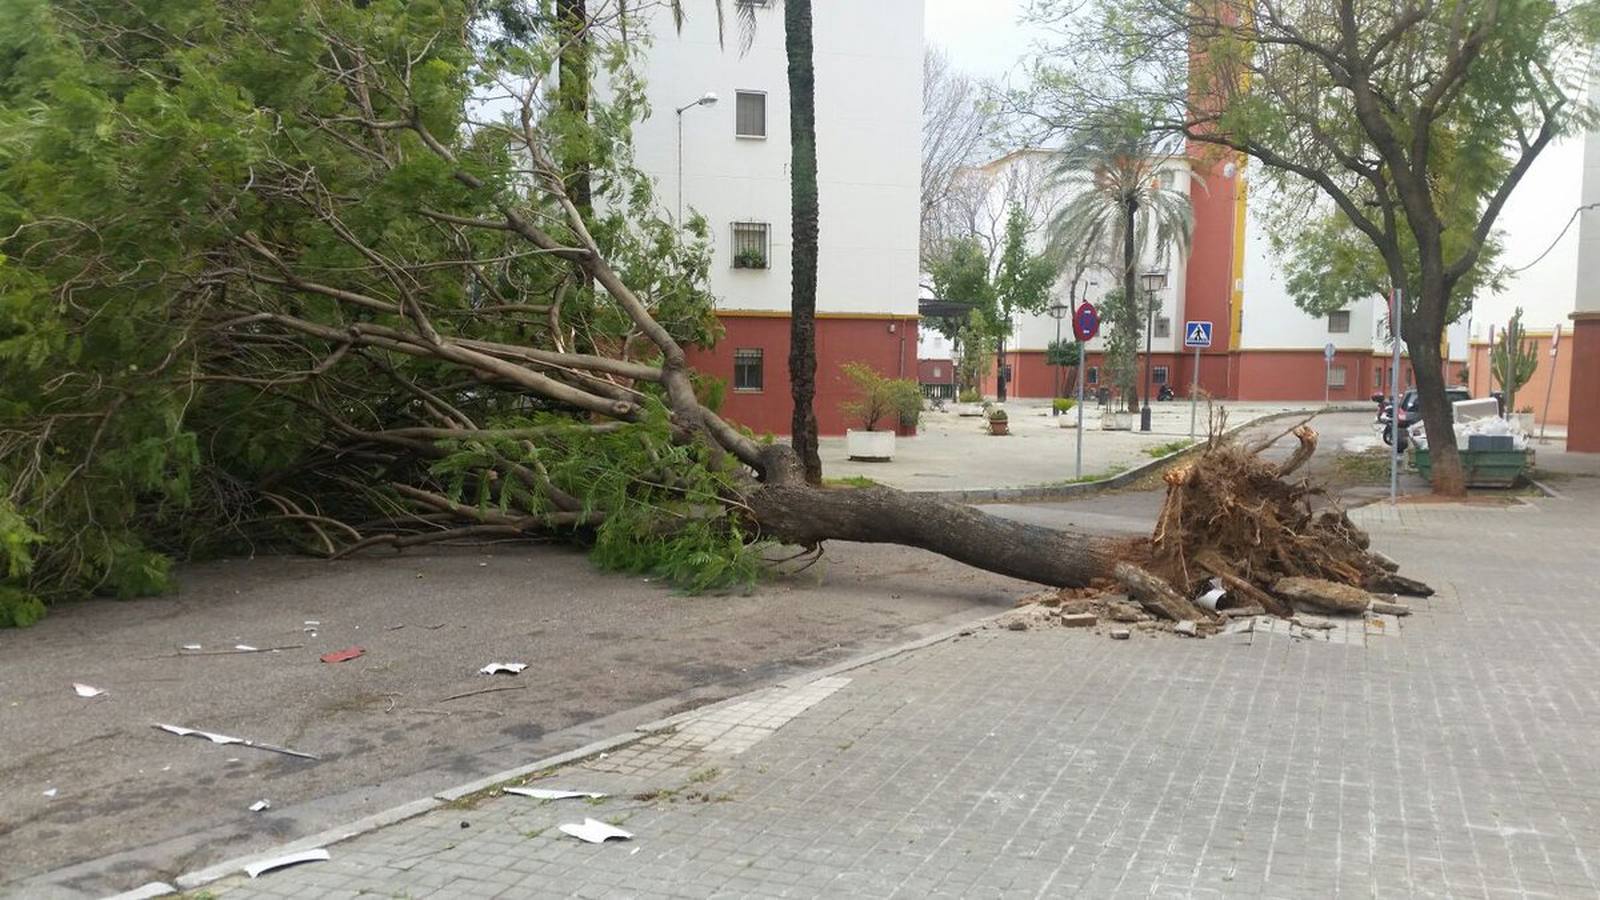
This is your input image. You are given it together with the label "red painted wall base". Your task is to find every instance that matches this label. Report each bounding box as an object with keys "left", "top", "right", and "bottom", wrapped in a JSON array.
[
  {"left": 1568, "top": 314, "right": 1600, "bottom": 453},
  {"left": 686, "top": 313, "right": 918, "bottom": 437}
]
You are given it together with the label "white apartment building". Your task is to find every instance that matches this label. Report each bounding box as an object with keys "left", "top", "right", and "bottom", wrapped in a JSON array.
[{"left": 627, "top": 0, "right": 924, "bottom": 435}]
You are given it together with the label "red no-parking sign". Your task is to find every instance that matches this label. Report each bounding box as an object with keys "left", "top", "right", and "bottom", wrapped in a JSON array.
[{"left": 1072, "top": 302, "right": 1100, "bottom": 342}]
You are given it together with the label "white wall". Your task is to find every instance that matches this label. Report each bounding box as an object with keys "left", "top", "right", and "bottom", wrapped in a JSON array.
[
  {"left": 628, "top": 0, "right": 922, "bottom": 317},
  {"left": 1574, "top": 79, "right": 1600, "bottom": 316}
]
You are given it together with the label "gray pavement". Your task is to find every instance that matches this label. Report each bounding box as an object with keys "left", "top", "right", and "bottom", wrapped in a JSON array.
[
  {"left": 821, "top": 400, "right": 1339, "bottom": 492},
  {"left": 184, "top": 455, "right": 1600, "bottom": 897}
]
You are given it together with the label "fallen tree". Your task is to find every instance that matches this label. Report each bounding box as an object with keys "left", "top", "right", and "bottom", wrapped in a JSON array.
[{"left": 0, "top": 0, "right": 1428, "bottom": 625}]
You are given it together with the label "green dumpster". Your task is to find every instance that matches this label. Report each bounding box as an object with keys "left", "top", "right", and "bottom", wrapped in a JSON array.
[{"left": 1411, "top": 447, "right": 1532, "bottom": 487}]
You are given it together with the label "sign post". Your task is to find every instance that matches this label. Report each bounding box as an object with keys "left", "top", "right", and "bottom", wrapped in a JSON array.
[
  {"left": 1074, "top": 302, "right": 1101, "bottom": 480},
  {"left": 1184, "top": 321, "right": 1213, "bottom": 442},
  {"left": 1390, "top": 289, "right": 1403, "bottom": 504},
  {"left": 1323, "top": 342, "right": 1337, "bottom": 404},
  {"left": 1540, "top": 324, "right": 1562, "bottom": 442}
]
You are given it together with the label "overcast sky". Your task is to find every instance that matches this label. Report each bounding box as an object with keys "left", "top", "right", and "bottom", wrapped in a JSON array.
[{"left": 924, "top": 1, "right": 1585, "bottom": 332}]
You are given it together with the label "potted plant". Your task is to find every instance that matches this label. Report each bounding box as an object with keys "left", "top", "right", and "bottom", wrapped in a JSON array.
[
  {"left": 987, "top": 407, "right": 1009, "bottom": 436},
  {"left": 1515, "top": 406, "right": 1536, "bottom": 433},
  {"left": 732, "top": 248, "right": 767, "bottom": 269},
  {"left": 890, "top": 379, "right": 924, "bottom": 436},
  {"left": 841, "top": 363, "right": 897, "bottom": 461},
  {"left": 1054, "top": 397, "right": 1076, "bottom": 427}
]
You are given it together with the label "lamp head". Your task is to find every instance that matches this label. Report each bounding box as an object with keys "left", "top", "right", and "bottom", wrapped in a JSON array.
[
  {"left": 1141, "top": 270, "right": 1168, "bottom": 293},
  {"left": 698, "top": 91, "right": 719, "bottom": 106}
]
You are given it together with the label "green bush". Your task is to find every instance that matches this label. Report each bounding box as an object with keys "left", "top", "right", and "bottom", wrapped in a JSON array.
[
  {"left": 1052, "top": 397, "right": 1076, "bottom": 413},
  {"left": 958, "top": 389, "right": 981, "bottom": 404},
  {"left": 889, "top": 380, "right": 923, "bottom": 430},
  {"left": 987, "top": 407, "right": 1008, "bottom": 421}
]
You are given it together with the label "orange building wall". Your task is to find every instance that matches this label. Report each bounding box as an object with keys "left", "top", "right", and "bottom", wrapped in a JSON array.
[
  {"left": 686, "top": 313, "right": 918, "bottom": 437},
  {"left": 1569, "top": 314, "right": 1600, "bottom": 452},
  {"left": 1467, "top": 332, "right": 1574, "bottom": 428}
]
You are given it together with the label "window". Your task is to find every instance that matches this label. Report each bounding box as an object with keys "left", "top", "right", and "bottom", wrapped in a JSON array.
[
  {"left": 735, "top": 90, "right": 767, "bottom": 138},
  {"left": 733, "top": 348, "right": 764, "bottom": 391},
  {"left": 731, "top": 222, "right": 769, "bottom": 269},
  {"left": 932, "top": 366, "right": 943, "bottom": 379},
  {"left": 1154, "top": 316, "right": 1171, "bottom": 339},
  {"left": 1086, "top": 366, "right": 1099, "bottom": 385},
  {"left": 1328, "top": 310, "right": 1351, "bottom": 333},
  {"left": 1327, "top": 365, "right": 1347, "bottom": 388},
  {"left": 1153, "top": 365, "right": 1169, "bottom": 385}
]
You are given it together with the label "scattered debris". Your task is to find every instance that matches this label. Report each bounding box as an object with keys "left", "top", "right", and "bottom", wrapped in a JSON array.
[
  {"left": 559, "top": 818, "right": 633, "bottom": 844},
  {"left": 1174, "top": 621, "right": 1200, "bottom": 637},
  {"left": 504, "top": 787, "right": 607, "bottom": 801},
  {"left": 234, "top": 644, "right": 258, "bottom": 652},
  {"left": 1222, "top": 605, "right": 1265, "bottom": 619},
  {"left": 43, "top": 788, "right": 57, "bottom": 798},
  {"left": 244, "top": 849, "right": 331, "bottom": 878},
  {"left": 181, "top": 644, "right": 203, "bottom": 651},
  {"left": 72, "top": 683, "right": 106, "bottom": 698},
  {"left": 249, "top": 800, "right": 271, "bottom": 812},
  {"left": 1110, "top": 629, "right": 1131, "bottom": 640},
  {"left": 1195, "top": 583, "right": 1227, "bottom": 612},
  {"left": 1006, "top": 620, "right": 1028, "bottom": 631},
  {"left": 304, "top": 620, "right": 320, "bottom": 627},
  {"left": 1058, "top": 613, "right": 1097, "bottom": 628},
  {"left": 320, "top": 646, "right": 365, "bottom": 664},
  {"left": 1274, "top": 577, "right": 1372, "bottom": 616},
  {"left": 1368, "top": 598, "right": 1412, "bottom": 616},
  {"left": 1289, "top": 617, "right": 1338, "bottom": 631},
  {"left": 161, "top": 644, "right": 304, "bottom": 658},
  {"left": 153, "top": 724, "right": 320, "bottom": 760},
  {"left": 478, "top": 662, "right": 528, "bottom": 676},
  {"left": 439, "top": 684, "right": 526, "bottom": 703}
]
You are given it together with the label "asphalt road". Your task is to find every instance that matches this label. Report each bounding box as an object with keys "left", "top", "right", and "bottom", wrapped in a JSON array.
[{"left": 0, "top": 409, "right": 1400, "bottom": 896}]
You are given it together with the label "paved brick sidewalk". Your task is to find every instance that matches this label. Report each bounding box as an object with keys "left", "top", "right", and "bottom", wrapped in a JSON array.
[{"left": 194, "top": 480, "right": 1600, "bottom": 899}]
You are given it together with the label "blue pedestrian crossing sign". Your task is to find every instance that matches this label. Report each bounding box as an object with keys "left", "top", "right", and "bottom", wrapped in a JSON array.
[{"left": 1184, "top": 321, "right": 1213, "bottom": 348}]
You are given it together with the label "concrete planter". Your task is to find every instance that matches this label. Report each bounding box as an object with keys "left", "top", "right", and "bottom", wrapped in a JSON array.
[
  {"left": 846, "top": 429, "right": 895, "bottom": 461},
  {"left": 1514, "top": 412, "right": 1535, "bottom": 433}
]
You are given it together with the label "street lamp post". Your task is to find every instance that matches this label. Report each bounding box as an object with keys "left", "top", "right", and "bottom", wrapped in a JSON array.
[
  {"left": 1139, "top": 270, "right": 1167, "bottom": 433},
  {"left": 674, "top": 92, "right": 718, "bottom": 225},
  {"left": 1047, "top": 301, "right": 1070, "bottom": 415}
]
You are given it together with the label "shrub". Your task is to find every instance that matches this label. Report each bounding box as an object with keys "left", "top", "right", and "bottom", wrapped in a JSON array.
[
  {"left": 957, "top": 389, "right": 981, "bottom": 404},
  {"left": 889, "top": 380, "right": 924, "bottom": 430},
  {"left": 840, "top": 363, "right": 896, "bottom": 431},
  {"left": 987, "top": 407, "right": 1008, "bottom": 421},
  {"left": 1052, "top": 397, "right": 1076, "bottom": 414}
]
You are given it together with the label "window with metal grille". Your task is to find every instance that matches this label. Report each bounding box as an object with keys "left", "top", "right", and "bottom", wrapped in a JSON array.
[
  {"left": 731, "top": 222, "right": 769, "bottom": 269},
  {"left": 1086, "top": 366, "right": 1099, "bottom": 385},
  {"left": 1154, "top": 316, "right": 1170, "bottom": 339},
  {"left": 735, "top": 91, "right": 766, "bottom": 138},
  {"left": 1328, "top": 310, "right": 1351, "bottom": 333},
  {"left": 1327, "top": 365, "right": 1347, "bottom": 388},
  {"left": 1153, "top": 365, "right": 1169, "bottom": 385},
  {"left": 733, "top": 348, "right": 764, "bottom": 391}
]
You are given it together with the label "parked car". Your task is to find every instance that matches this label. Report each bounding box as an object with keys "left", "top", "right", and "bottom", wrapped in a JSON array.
[{"left": 1375, "top": 386, "right": 1472, "bottom": 446}]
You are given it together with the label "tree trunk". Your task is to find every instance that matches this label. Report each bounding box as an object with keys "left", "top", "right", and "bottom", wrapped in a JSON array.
[
  {"left": 1408, "top": 330, "right": 1466, "bottom": 496},
  {"left": 1122, "top": 194, "right": 1140, "bottom": 413},
  {"left": 996, "top": 333, "right": 1008, "bottom": 401},
  {"left": 555, "top": 0, "right": 591, "bottom": 220},
  {"left": 785, "top": 0, "right": 822, "bottom": 486},
  {"left": 746, "top": 482, "right": 1141, "bottom": 587}
]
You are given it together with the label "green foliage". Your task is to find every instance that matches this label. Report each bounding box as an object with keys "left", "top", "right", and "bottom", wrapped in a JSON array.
[
  {"left": 824, "top": 475, "right": 879, "bottom": 489},
  {"left": 1144, "top": 439, "right": 1193, "bottom": 458},
  {"left": 0, "top": 0, "right": 735, "bottom": 620},
  {"left": 732, "top": 248, "right": 767, "bottom": 269},
  {"left": 839, "top": 363, "right": 917, "bottom": 432},
  {"left": 927, "top": 237, "right": 995, "bottom": 342},
  {"left": 1490, "top": 307, "right": 1539, "bottom": 414},
  {"left": 1052, "top": 397, "right": 1076, "bottom": 413},
  {"left": 987, "top": 407, "right": 1008, "bottom": 421},
  {"left": 957, "top": 388, "right": 981, "bottom": 403},
  {"left": 1045, "top": 339, "right": 1081, "bottom": 368},
  {"left": 1099, "top": 288, "right": 1139, "bottom": 402},
  {"left": 954, "top": 311, "right": 995, "bottom": 396}
]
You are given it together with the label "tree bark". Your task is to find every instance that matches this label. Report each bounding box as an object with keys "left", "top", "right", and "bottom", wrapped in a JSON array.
[
  {"left": 1122, "top": 193, "right": 1139, "bottom": 412},
  {"left": 785, "top": 0, "right": 822, "bottom": 486},
  {"left": 555, "top": 0, "right": 592, "bottom": 220},
  {"left": 746, "top": 482, "right": 1141, "bottom": 587},
  {"left": 1408, "top": 327, "right": 1465, "bottom": 496}
]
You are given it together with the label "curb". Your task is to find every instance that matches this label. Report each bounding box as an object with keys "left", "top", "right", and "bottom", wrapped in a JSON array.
[
  {"left": 911, "top": 405, "right": 1367, "bottom": 505},
  {"left": 154, "top": 607, "right": 1016, "bottom": 896}
]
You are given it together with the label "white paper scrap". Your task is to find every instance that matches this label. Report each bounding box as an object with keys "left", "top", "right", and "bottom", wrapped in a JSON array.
[
  {"left": 156, "top": 723, "right": 242, "bottom": 745},
  {"left": 43, "top": 788, "right": 57, "bottom": 798},
  {"left": 243, "top": 848, "right": 330, "bottom": 878},
  {"left": 73, "top": 683, "right": 106, "bottom": 698},
  {"left": 249, "top": 799, "right": 271, "bottom": 812},
  {"left": 504, "top": 787, "right": 607, "bottom": 801},
  {"left": 181, "top": 644, "right": 202, "bottom": 651},
  {"left": 234, "top": 644, "right": 258, "bottom": 652},
  {"left": 478, "top": 662, "right": 528, "bottom": 676},
  {"left": 559, "top": 818, "right": 633, "bottom": 844},
  {"left": 304, "top": 620, "right": 320, "bottom": 626}
]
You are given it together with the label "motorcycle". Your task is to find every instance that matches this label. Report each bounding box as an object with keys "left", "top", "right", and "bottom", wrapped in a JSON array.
[{"left": 1157, "top": 384, "right": 1175, "bottom": 401}]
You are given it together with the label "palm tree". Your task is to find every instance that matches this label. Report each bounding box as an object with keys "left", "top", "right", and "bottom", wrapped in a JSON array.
[
  {"left": 670, "top": 1, "right": 822, "bottom": 484},
  {"left": 1048, "top": 124, "right": 1193, "bottom": 411}
]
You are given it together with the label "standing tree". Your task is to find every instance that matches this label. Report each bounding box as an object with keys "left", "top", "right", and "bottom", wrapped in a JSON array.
[
  {"left": 1025, "top": 0, "right": 1600, "bottom": 494},
  {"left": 1046, "top": 117, "right": 1193, "bottom": 410},
  {"left": 922, "top": 48, "right": 1000, "bottom": 263},
  {"left": 991, "top": 205, "right": 1060, "bottom": 400},
  {"left": 784, "top": 0, "right": 823, "bottom": 484}
]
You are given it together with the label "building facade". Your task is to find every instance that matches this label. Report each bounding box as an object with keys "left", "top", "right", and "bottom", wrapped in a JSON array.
[{"left": 627, "top": 0, "right": 923, "bottom": 436}]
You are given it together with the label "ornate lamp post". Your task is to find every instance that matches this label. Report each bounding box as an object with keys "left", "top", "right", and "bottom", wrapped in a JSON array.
[
  {"left": 1047, "top": 301, "right": 1070, "bottom": 415},
  {"left": 1139, "top": 269, "right": 1168, "bottom": 432}
]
